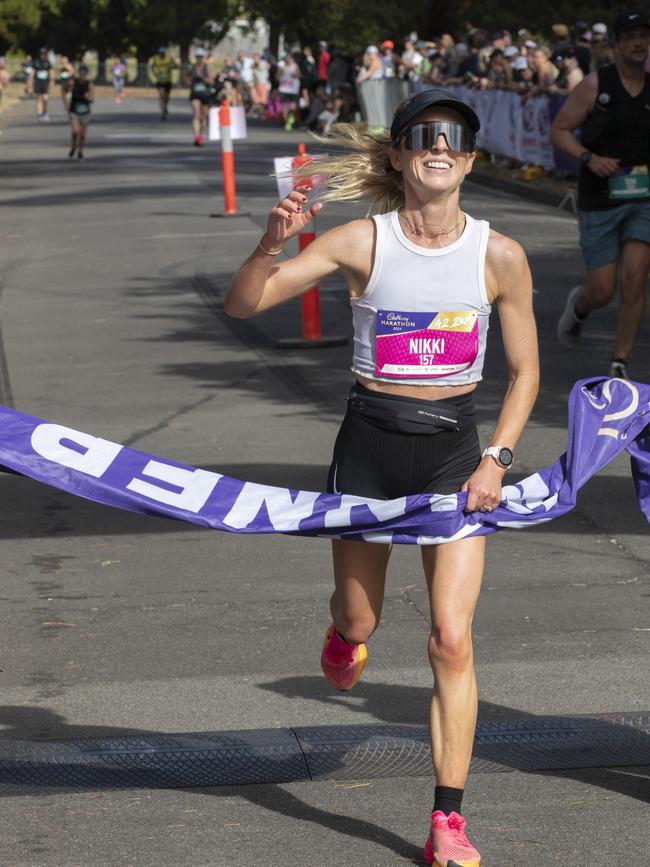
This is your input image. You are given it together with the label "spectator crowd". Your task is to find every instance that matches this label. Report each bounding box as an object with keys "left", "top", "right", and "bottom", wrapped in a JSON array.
[
  {"left": 2, "top": 17, "right": 643, "bottom": 135},
  {"left": 197, "top": 18, "right": 641, "bottom": 133}
]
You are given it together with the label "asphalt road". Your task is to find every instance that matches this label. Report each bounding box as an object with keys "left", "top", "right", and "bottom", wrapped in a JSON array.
[{"left": 0, "top": 92, "right": 648, "bottom": 865}]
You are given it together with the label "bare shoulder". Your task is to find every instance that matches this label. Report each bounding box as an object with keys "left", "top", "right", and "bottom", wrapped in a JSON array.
[
  {"left": 486, "top": 228, "right": 527, "bottom": 270},
  {"left": 317, "top": 217, "right": 375, "bottom": 266},
  {"left": 485, "top": 229, "right": 531, "bottom": 302},
  {"left": 324, "top": 217, "right": 374, "bottom": 246}
]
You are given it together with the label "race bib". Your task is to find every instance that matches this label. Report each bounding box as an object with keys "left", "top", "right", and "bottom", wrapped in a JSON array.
[
  {"left": 192, "top": 82, "right": 208, "bottom": 93},
  {"left": 608, "top": 165, "right": 650, "bottom": 200},
  {"left": 74, "top": 103, "right": 90, "bottom": 114},
  {"left": 36, "top": 70, "right": 49, "bottom": 80},
  {"left": 375, "top": 310, "right": 478, "bottom": 379}
]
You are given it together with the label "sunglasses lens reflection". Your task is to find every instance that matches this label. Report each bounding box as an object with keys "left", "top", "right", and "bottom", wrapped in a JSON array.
[{"left": 404, "top": 122, "right": 475, "bottom": 153}]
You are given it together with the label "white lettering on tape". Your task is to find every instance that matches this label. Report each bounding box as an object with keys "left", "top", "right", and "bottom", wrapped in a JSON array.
[
  {"left": 31, "top": 424, "right": 122, "bottom": 478},
  {"left": 126, "top": 461, "right": 221, "bottom": 513},
  {"left": 223, "top": 483, "right": 319, "bottom": 531}
]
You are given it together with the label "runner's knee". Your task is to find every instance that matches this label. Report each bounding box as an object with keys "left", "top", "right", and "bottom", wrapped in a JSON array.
[
  {"left": 586, "top": 277, "right": 617, "bottom": 307},
  {"left": 619, "top": 269, "right": 647, "bottom": 302},
  {"left": 428, "top": 623, "right": 472, "bottom": 672}
]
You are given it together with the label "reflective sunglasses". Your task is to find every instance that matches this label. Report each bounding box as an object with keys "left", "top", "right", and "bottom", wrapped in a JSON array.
[{"left": 400, "top": 121, "right": 476, "bottom": 153}]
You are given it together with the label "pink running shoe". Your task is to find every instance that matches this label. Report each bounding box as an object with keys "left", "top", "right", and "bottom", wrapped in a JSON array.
[
  {"left": 423, "top": 811, "right": 480, "bottom": 867},
  {"left": 320, "top": 624, "right": 367, "bottom": 691}
]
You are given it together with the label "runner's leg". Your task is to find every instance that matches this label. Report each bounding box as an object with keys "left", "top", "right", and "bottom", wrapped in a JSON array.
[
  {"left": 575, "top": 261, "right": 618, "bottom": 316},
  {"left": 615, "top": 239, "right": 650, "bottom": 361},
  {"left": 330, "top": 539, "right": 390, "bottom": 643},
  {"left": 322, "top": 539, "right": 390, "bottom": 690},
  {"left": 69, "top": 114, "right": 80, "bottom": 156},
  {"left": 422, "top": 535, "right": 485, "bottom": 787},
  {"left": 191, "top": 98, "right": 202, "bottom": 138},
  {"left": 78, "top": 118, "right": 87, "bottom": 155}
]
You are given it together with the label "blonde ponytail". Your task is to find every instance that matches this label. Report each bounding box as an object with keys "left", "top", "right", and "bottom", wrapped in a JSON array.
[{"left": 294, "top": 123, "right": 404, "bottom": 214}]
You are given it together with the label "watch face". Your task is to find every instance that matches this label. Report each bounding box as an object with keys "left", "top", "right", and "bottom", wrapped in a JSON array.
[{"left": 498, "top": 447, "right": 514, "bottom": 467}]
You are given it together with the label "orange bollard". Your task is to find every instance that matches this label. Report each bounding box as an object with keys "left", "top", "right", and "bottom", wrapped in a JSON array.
[
  {"left": 211, "top": 100, "right": 249, "bottom": 218},
  {"left": 294, "top": 144, "right": 320, "bottom": 340},
  {"left": 220, "top": 100, "right": 237, "bottom": 215},
  {"left": 277, "top": 144, "right": 347, "bottom": 349}
]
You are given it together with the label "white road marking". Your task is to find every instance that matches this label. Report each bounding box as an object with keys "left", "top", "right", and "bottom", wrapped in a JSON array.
[{"left": 103, "top": 133, "right": 187, "bottom": 141}]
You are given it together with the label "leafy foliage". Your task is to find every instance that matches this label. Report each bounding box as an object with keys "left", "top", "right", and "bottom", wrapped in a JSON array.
[
  {"left": 455, "top": 0, "right": 614, "bottom": 36},
  {"left": 0, "top": 0, "right": 622, "bottom": 57},
  {"left": 12, "top": 0, "right": 235, "bottom": 58},
  {"left": 0, "top": 0, "right": 61, "bottom": 52}
]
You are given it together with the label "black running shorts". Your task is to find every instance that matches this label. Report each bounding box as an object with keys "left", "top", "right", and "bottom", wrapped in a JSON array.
[{"left": 327, "top": 383, "right": 481, "bottom": 499}]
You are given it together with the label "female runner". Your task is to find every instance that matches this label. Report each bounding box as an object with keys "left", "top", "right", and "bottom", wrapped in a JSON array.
[
  {"left": 58, "top": 55, "right": 75, "bottom": 111},
  {"left": 111, "top": 56, "right": 127, "bottom": 104},
  {"left": 68, "top": 64, "right": 94, "bottom": 159},
  {"left": 186, "top": 48, "right": 212, "bottom": 146},
  {"left": 225, "top": 89, "right": 539, "bottom": 867}
]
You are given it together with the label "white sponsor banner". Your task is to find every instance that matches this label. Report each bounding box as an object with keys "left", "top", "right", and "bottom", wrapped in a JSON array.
[
  {"left": 208, "top": 105, "right": 247, "bottom": 141},
  {"left": 273, "top": 156, "right": 295, "bottom": 199}
]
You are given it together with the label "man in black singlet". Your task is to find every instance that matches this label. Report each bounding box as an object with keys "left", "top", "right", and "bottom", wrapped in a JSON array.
[{"left": 551, "top": 10, "right": 650, "bottom": 380}]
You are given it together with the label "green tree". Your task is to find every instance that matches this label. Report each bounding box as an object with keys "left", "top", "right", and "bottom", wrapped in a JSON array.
[
  {"left": 243, "top": 0, "right": 461, "bottom": 54},
  {"left": 130, "top": 0, "right": 238, "bottom": 62},
  {"left": 451, "top": 0, "right": 614, "bottom": 38},
  {"left": 35, "top": 0, "right": 96, "bottom": 58},
  {"left": 28, "top": 0, "right": 239, "bottom": 81},
  {"left": 0, "top": 0, "right": 62, "bottom": 53}
]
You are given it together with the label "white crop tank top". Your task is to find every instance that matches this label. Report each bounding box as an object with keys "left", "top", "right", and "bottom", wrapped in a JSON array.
[{"left": 350, "top": 210, "right": 491, "bottom": 386}]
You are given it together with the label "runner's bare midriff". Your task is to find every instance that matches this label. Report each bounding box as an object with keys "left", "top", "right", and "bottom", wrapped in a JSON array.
[{"left": 355, "top": 375, "right": 477, "bottom": 400}]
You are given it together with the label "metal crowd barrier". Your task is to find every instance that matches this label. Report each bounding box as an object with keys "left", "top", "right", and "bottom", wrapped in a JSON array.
[{"left": 356, "top": 78, "right": 410, "bottom": 129}]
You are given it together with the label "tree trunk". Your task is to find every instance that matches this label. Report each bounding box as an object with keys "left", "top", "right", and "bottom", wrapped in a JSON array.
[
  {"left": 268, "top": 20, "right": 280, "bottom": 58},
  {"left": 135, "top": 47, "right": 151, "bottom": 86},
  {"left": 95, "top": 48, "right": 108, "bottom": 85}
]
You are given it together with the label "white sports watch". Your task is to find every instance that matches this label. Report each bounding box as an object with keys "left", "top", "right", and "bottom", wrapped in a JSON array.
[{"left": 482, "top": 446, "right": 514, "bottom": 468}]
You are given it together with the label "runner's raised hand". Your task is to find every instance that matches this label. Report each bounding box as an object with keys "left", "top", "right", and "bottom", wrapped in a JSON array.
[{"left": 261, "top": 185, "right": 323, "bottom": 251}]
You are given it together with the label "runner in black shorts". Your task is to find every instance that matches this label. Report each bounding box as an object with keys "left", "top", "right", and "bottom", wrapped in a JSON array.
[
  {"left": 225, "top": 90, "right": 539, "bottom": 865},
  {"left": 68, "top": 65, "right": 94, "bottom": 159},
  {"left": 186, "top": 48, "right": 212, "bottom": 146},
  {"left": 31, "top": 47, "right": 52, "bottom": 122},
  {"left": 149, "top": 47, "right": 177, "bottom": 120}
]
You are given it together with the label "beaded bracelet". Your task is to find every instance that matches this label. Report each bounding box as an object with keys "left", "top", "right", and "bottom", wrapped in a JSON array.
[{"left": 257, "top": 240, "right": 284, "bottom": 256}]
